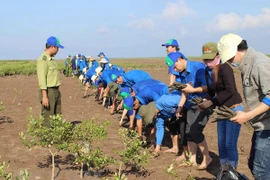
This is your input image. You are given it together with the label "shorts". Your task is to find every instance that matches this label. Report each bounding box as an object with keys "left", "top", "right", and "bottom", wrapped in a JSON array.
[{"left": 166, "top": 116, "right": 180, "bottom": 135}]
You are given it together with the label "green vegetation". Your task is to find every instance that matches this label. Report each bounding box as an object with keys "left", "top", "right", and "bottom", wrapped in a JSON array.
[
  {"left": 114, "top": 129, "right": 150, "bottom": 179},
  {"left": 0, "top": 101, "right": 5, "bottom": 111},
  {"left": 0, "top": 54, "right": 269, "bottom": 77},
  {"left": 0, "top": 157, "right": 30, "bottom": 180},
  {"left": 20, "top": 109, "right": 114, "bottom": 179}
]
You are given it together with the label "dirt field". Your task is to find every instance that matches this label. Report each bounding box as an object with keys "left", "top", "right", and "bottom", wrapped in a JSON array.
[{"left": 0, "top": 59, "right": 254, "bottom": 180}]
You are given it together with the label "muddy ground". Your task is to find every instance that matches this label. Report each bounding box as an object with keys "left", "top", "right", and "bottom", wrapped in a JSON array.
[{"left": 0, "top": 59, "right": 253, "bottom": 180}]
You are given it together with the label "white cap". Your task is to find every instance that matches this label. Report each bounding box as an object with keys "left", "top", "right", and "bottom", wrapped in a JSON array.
[
  {"left": 100, "top": 58, "right": 107, "bottom": 63},
  {"left": 217, "top": 33, "right": 243, "bottom": 63},
  {"left": 95, "top": 67, "right": 103, "bottom": 75},
  {"left": 109, "top": 63, "right": 112, "bottom": 67},
  {"left": 83, "top": 67, "right": 87, "bottom": 73},
  {"left": 91, "top": 75, "right": 98, "bottom": 82}
]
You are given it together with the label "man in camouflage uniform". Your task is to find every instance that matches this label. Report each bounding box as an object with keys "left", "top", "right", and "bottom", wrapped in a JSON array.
[{"left": 37, "top": 36, "right": 64, "bottom": 127}]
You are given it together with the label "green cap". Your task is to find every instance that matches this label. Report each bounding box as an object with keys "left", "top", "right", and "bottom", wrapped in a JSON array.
[
  {"left": 201, "top": 42, "right": 218, "bottom": 60},
  {"left": 138, "top": 102, "right": 156, "bottom": 125}
]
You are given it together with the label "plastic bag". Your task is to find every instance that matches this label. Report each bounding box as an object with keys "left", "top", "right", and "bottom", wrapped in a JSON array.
[{"left": 215, "top": 164, "right": 250, "bottom": 180}]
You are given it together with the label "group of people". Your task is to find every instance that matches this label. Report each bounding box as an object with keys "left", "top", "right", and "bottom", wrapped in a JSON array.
[{"left": 37, "top": 34, "right": 270, "bottom": 179}]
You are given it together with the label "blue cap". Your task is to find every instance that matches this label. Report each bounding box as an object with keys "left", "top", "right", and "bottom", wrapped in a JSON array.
[
  {"left": 98, "top": 52, "right": 105, "bottom": 56},
  {"left": 123, "top": 96, "right": 133, "bottom": 111},
  {"left": 162, "top": 39, "right": 178, "bottom": 47},
  {"left": 78, "top": 54, "right": 82, "bottom": 57},
  {"left": 119, "top": 88, "right": 131, "bottom": 98},
  {"left": 111, "top": 71, "right": 122, "bottom": 81},
  {"left": 46, "top": 36, "right": 64, "bottom": 48},
  {"left": 166, "top": 52, "right": 187, "bottom": 72}
]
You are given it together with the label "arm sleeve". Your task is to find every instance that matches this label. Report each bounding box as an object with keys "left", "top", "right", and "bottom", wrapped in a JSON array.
[
  {"left": 37, "top": 60, "right": 48, "bottom": 89},
  {"left": 212, "top": 64, "right": 235, "bottom": 105},
  {"left": 258, "top": 63, "right": 270, "bottom": 105}
]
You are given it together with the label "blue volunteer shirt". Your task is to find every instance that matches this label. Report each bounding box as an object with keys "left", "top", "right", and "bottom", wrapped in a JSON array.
[
  {"left": 85, "top": 69, "right": 96, "bottom": 81},
  {"left": 104, "top": 56, "right": 110, "bottom": 64},
  {"left": 135, "top": 85, "right": 169, "bottom": 105},
  {"left": 90, "top": 61, "right": 99, "bottom": 71},
  {"left": 121, "top": 70, "right": 152, "bottom": 88},
  {"left": 111, "top": 65, "right": 125, "bottom": 73},
  {"left": 131, "top": 79, "right": 163, "bottom": 94},
  {"left": 155, "top": 92, "right": 182, "bottom": 118},
  {"left": 178, "top": 60, "right": 207, "bottom": 109}
]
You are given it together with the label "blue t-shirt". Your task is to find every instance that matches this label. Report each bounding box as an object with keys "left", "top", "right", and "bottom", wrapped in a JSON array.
[
  {"left": 104, "top": 56, "right": 110, "bottom": 64},
  {"left": 85, "top": 69, "right": 96, "bottom": 81},
  {"left": 132, "top": 79, "right": 165, "bottom": 94},
  {"left": 90, "top": 61, "right": 99, "bottom": 71},
  {"left": 176, "top": 60, "right": 207, "bottom": 108},
  {"left": 135, "top": 85, "right": 169, "bottom": 105},
  {"left": 111, "top": 65, "right": 125, "bottom": 73},
  {"left": 155, "top": 92, "right": 182, "bottom": 118},
  {"left": 120, "top": 70, "right": 152, "bottom": 88}
]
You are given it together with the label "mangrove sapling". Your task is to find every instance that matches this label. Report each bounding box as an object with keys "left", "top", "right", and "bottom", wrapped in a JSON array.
[
  {"left": 0, "top": 156, "right": 30, "bottom": 180},
  {"left": 0, "top": 101, "right": 5, "bottom": 111},
  {"left": 64, "top": 120, "right": 114, "bottom": 179},
  {"left": 115, "top": 129, "right": 150, "bottom": 179},
  {"left": 12, "top": 88, "right": 22, "bottom": 105},
  {"left": 20, "top": 109, "right": 73, "bottom": 180}
]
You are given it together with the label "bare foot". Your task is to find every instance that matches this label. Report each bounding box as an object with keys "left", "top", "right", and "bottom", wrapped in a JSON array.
[
  {"left": 178, "top": 161, "right": 197, "bottom": 167},
  {"left": 175, "top": 154, "right": 186, "bottom": 162},
  {"left": 164, "top": 148, "right": 178, "bottom": 154},
  {"left": 197, "top": 157, "right": 212, "bottom": 170}
]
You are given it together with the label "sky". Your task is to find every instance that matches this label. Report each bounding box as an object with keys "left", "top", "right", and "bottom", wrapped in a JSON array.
[{"left": 1, "top": 0, "right": 270, "bottom": 59}]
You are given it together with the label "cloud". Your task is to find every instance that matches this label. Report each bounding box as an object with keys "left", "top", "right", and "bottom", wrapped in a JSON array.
[
  {"left": 206, "top": 8, "right": 270, "bottom": 32},
  {"left": 96, "top": 27, "right": 110, "bottom": 34},
  {"left": 126, "top": 16, "right": 154, "bottom": 30},
  {"left": 161, "top": 0, "right": 195, "bottom": 20}
]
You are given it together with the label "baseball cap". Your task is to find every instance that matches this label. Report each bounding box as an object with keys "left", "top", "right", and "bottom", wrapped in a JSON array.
[
  {"left": 201, "top": 42, "right": 218, "bottom": 60},
  {"left": 162, "top": 39, "right": 179, "bottom": 47},
  {"left": 91, "top": 75, "right": 98, "bottom": 82},
  {"left": 119, "top": 88, "right": 131, "bottom": 98},
  {"left": 95, "top": 67, "right": 103, "bottom": 75},
  {"left": 98, "top": 52, "right": 105, "bottom": 57},
  {"left": 165, "top": 51, "right": 187, "bottom": 72},
  {"left": 46, "top": 36, "right": 64, "bottom": 48},
  {"left": 68, "top": 54, "right": 71, "bottom": 57},
  {"left": 217, "top": 33, "right": 243, "bottom": 63},
  {"left": 123, "top": 96, "right": 133, "bottom": 111},
  {"left": 78, "top": 54, "right": 82, "bottom": 57},
  {"left": 138, "top": 102, "right": 156, "bottom": 125},
  {"left": 109, "top": 63, "right": 112, "bottom": 67},
  {"left": 111, "top": 71, "right": 122, "bottom": 81},
  {"left": 89, "top": 56, "right": 95, "bottom": 61}
]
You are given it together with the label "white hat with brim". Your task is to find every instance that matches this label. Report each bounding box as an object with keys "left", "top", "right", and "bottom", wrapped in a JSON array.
[
  {"left": 100, "top": 58, "right": 107, "bottom": 64},
  {"left": 217, "top": 33, "right": 243, "bottom": 63},
  {"left": 95, "top": 67, "right": 103, "bottom": 75},
  {"left": 91, "top": 75, "right": 98, "bottom": 82}
]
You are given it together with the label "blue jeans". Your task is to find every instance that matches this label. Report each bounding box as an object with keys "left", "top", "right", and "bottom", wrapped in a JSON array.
[
  {"left": 217, "top": 105, "right": 244, "bottom": 168},
  {"left": 248, "top": 130, "right": 270, "bottom": 180}
]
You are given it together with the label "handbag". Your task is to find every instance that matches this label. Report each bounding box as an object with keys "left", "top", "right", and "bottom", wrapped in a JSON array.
[{"left": 215, "top": 164, "right": 250, "bottom": 180}]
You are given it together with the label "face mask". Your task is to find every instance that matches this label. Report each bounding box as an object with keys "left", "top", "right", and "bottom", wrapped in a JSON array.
[{"left": 231, "top": 62, "right": 240, "bottom": 68}]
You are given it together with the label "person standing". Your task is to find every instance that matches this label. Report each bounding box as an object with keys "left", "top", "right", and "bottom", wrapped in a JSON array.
[
  {"left": 198, "top": 42, "right": 244, "bottom": 169},
  {"left": 218, "top": 33, "right": 270, "bottom": 179},
  {"left": 37, "top": 36, "right": 64, "bottom": 127},
  {"left": 64, "top": 54, "right": 72, "bottom": 77},
  {"left": 166, "top": 52, "right": 212, "bottom": 169}
]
